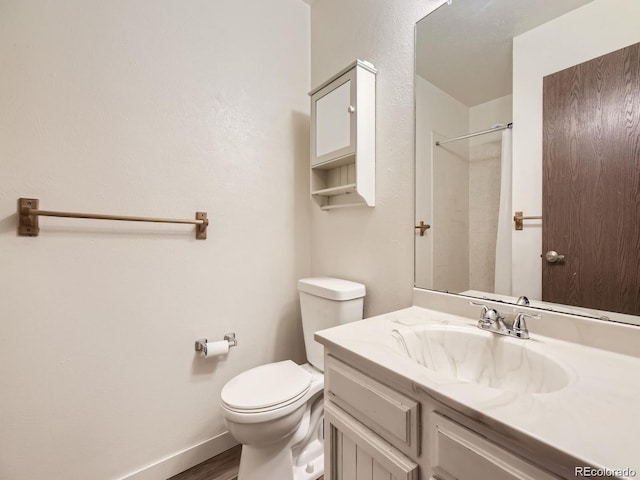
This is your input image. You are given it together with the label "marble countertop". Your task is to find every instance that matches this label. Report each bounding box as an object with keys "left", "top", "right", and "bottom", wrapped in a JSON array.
[{"left": 315, "top": 306, "right": 640, "bottom": 479}]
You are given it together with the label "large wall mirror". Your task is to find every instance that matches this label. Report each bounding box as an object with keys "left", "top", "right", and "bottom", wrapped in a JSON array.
[{"left": 415, "top": 0, "right": 640, "bottom": 326}]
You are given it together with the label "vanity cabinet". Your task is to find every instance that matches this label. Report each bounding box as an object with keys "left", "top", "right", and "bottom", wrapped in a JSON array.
[
  {"left": 323, "top": 352, "right": 565, "bottom": 480},
  {"left": 309, "top": 60, "right": 376, "bottom": 210}
]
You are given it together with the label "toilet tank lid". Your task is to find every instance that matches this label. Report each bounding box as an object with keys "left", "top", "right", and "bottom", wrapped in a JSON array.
[{"left": 298, "top": 277, "right": 366, "bottom": 301}]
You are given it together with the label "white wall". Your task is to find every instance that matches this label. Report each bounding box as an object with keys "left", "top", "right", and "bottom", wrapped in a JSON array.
[
  {"left": 309, "top": 0, "right": 446, "bottom": 317},
  {"left": 512, "top": 0, "right": 640, "bottom": 299},
  {"left": 0, "top": 1, "right": 310, "bottom": 479},
  {"left": 432, "top": 132, "right": 469, "bottom": 293}
]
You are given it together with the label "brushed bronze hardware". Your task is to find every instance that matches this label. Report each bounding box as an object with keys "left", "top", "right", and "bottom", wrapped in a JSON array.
[
  {"left": 18, "top": 197, "right": 209, "bottom": 239},
  {"left": 195, "top": 212, "right": 208, "bottom": 240},
  {"left": 513, "top": 211, "right": 542, "bottom": 230},
  {"left": 415, "top": 221, "right": 431, "bottom": 236},
  {"left": 18, "top": 198, "right": 39, "bottom": 236}
]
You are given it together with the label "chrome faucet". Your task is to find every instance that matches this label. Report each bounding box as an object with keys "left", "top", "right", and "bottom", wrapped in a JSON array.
[
  {"left": 469, "top": 301, "right": 540, "bottom": 339},
  {"left": 510, "top": 312, "right": 539, "bottom": 339}
]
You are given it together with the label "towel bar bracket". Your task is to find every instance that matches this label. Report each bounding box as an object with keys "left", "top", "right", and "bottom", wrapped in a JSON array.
[
  {"left": 513, "top": 211, "right": 543, "bottom": 231},
  {"left": 18, "top": 198, "right": 39, "bottom": 236},
  {"left": 195, "top": 212, "right": 208, "bottom": 240}
]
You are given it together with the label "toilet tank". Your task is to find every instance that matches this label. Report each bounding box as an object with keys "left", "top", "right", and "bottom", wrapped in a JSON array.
[{"left": 298, "top": 277, "right": 365, "bottom": 371}]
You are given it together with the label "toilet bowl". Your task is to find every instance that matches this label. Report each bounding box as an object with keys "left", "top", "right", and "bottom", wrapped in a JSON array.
[
  {"left": 220, "top": 277, "right": 366, "bottom": 480},
  {"left": 221, "top": 362, "right": 325, "bottom": 480}
]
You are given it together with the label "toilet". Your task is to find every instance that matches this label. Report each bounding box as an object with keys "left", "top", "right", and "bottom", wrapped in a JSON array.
[{"left": 220, "top": 277, "right": 366, "bottom": 480}]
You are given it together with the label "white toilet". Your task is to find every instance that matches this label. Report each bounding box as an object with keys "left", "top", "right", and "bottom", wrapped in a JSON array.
[{"left": 220, "top": 277, "right": 366, "bottom": 480}]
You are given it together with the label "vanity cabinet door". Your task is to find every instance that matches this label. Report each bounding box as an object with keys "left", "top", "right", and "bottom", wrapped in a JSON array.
[
  {"left": 430, "top": 413, "right": 560, "bottom": 480},
  {"left": 325, "top": 402, "right": 419, "bottom": 480}
]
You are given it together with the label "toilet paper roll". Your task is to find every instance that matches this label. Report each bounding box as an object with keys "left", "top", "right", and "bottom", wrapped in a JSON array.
[{"left": 204, "top": 340, "right": 229, "bottom": 357}]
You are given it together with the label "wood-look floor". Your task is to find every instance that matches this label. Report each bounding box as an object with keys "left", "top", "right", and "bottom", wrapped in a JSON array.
[
  {"left": 169, "top": 445, "right": 240, "bottom": 480},
  {"left": 168, "top": 445, "right": 324, "bottom": 480}
]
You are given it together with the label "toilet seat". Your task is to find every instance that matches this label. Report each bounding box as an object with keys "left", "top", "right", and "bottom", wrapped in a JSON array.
[
  {"left": 221, "top": 360, "right": 312, "bottom": 412},
  {"left": 221, "top": 361, "right": 323, "bottom": 425}
]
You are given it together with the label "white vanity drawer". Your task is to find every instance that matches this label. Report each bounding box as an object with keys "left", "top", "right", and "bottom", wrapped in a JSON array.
[
  {"left": 325, "top": 355, "right": 420, "bottom": 458},
  {"left": 430, "top": 413, "right": 560, "bottom": 480}
]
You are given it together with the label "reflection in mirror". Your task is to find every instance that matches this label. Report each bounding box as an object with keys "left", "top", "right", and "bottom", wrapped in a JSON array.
[{"left": 414, "top": 0, "right": 640, "bottom": 326}]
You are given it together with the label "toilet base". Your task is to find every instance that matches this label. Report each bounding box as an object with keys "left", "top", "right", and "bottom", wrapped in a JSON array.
[
  {"left": 237, "top": 435, "right": 323, "bottom": 480},
  {"left": 237, "top": 396, "right": 325, "bottom": 480},
  {"left": 238, "top": 440, "right": 295, "bottom": 480},
  {"left": 292, "top": 436, "right": 324, "bottom": 480}
]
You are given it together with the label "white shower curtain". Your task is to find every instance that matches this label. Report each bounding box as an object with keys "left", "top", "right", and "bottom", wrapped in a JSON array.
[{"left": 494, "top": 128, "right": 512, "bottom": 295}]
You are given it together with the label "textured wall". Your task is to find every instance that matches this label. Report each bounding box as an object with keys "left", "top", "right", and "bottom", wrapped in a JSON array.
[
  {"left": 309, "top": 0, "right": 445, "bottom": 317},
  {"left": 0, "top": 1, "right": 310, "bottom": 478}
]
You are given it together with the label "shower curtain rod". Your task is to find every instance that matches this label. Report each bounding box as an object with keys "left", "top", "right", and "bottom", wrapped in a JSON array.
[{"left": 435, "top": 122, "right": 513, "bottom": 146}]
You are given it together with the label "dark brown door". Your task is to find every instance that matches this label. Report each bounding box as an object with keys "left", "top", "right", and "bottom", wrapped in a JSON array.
[{"left": 542, "top": 42, "right": 640, "bottom": 316}]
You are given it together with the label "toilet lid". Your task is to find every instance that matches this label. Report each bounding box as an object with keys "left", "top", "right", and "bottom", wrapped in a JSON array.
[{"left": 221, "top": 360, "right": 312, "bottom": 411}]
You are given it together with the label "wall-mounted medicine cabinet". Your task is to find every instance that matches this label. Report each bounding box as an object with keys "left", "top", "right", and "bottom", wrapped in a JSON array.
[{"left": 309, "top": 60, "right": 376, "bottom": 210}]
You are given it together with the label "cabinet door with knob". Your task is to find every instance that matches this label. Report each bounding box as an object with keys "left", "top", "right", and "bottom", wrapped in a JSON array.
[
  {"left": 312, "top": 68, "right": 356, "bottom": 166},
  {"left": 309, "top": 60, "right": 376, "bottom": 210}
]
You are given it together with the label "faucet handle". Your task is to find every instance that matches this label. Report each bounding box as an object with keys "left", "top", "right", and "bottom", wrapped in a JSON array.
[
  {"left": 469, "top": 300, "right": 489, "bottom": 316},
  {"left": 469, "top": 300, "right": 501, "bottom": 326},
  {"left": 511, "top": 312, "right": 541, "bottom": 339}
]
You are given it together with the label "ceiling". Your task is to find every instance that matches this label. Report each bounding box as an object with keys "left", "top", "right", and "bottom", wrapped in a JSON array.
[{"left": 416, "top": 0, "right": 594, "bottom": 107}]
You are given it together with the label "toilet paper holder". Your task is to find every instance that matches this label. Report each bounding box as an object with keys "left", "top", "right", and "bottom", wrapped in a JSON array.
[{"left": 194, "top": 333, "right": 238, "bottom": 355}]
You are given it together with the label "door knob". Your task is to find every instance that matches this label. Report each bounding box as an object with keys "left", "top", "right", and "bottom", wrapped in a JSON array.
[{"left": 545, "top": 250, "right": 565, "bottom": 263}]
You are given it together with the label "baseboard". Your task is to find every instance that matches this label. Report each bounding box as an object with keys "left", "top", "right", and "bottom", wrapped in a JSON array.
[{"left": 117, "top": 431, "right": 239, "bottom": 480}]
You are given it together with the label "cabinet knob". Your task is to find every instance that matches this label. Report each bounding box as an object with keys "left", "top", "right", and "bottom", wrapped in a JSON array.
[{"left": 347, "top": 105, "right": 355, "bottom": 113}]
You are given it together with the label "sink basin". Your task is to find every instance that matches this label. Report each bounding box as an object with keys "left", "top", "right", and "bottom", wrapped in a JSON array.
[{"left": 392, "top": 324, "right": 570, "bottom": 394}]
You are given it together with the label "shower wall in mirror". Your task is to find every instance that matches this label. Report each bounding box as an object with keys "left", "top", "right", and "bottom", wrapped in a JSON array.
[{"left": 414, "top": 0, "right": 640, "bottom": 325}]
